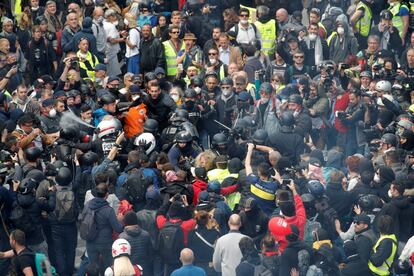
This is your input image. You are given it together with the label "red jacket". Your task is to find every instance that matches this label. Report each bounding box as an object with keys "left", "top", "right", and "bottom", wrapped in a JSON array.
[
  {"left": 274, "top": 194, "right": 307, "bottom": 253},
  {"left": 192, "top": 179, "right": 239, "bottom": 205},
  {"left": 156, "top": 216, "right": 196, "bottom": 246},
  {"left": 333, "top": 92, "right": 350, "bottom": 133}
]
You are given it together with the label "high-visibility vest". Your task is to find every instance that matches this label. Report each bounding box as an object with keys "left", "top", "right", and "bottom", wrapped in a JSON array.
[
  {"left": 368, "top": 234, "right": 397, "bottom": 276},
  {"left": 13, "top": 0, "right": 22, "bottom": 21},
  {"left": 410, "top": 0, "right": 414, "bottom": 30},
  {"left": 218, "top": 64, "right": 226, "bottom": 80},
  {"left": 318, "top": 22, "right": 327, "bottom": 35},
  {"left": 163, "top": 40, "right": 185, "bottom": 77},
  {"left": 327, "top": 31, "right": 337, "bottom": 46},
  {"left": 389, "top": 2, "right": 409, "bottom": 38},
  {"left": 239, "top": 4, "right": 257, "bottom": 23},
  {"left": 355, "top": 2, "right": 373, "bottom": 37},
  {"left": 254, "top": 19, "right": 276, "bottom": 56},
  {"left": 77, "top": 51, "right": 99, "bottom": 81}
]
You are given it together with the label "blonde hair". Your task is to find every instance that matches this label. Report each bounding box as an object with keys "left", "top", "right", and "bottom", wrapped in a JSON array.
[
  {"left": 113, "top": 256, "right": 136, "bottom": 276},
  {"left": 124, "top": 12, "right": 137, "bottom": 28},
  {"left": 194, "top": 150, "right": 217, "bottom": 171}
]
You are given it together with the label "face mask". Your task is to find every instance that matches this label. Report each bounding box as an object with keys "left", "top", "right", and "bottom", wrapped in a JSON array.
[
  {"left": 222, "top": 89, "right": 232, "bottom": 96},
  {"left": 95, "top": 77, "right": 102, "bottom": 83},
  {"left": 309, "top": 33, "right": 317, "bottom": 41},
  {"left": 171, "top": 94, "right": 179, "bottom": 102},
  {"left": 84, "top": 118, "right": 92, "bottom": 124},
  {"left": 337, "top": 27, "right": 345, "bottom": 35},
  {"left": 96, "top": 16, "right": 104, "bottom": 24},
  {"left": 49, "top": 108, "right": 57, "bottom": 118},
  {"left": 132, "top": 95, "right": 140, "bottom": 101},
  {"left": 194, "top": 87, "right": 201, "bottom": 94},
  {"left": 293, "top": 110, "right": 299, "bottom": 117},
  {"left": 388, "top": 189, "right": 393, "bottom": 198},
  {"left": 374, "top": 173, "right": 380, "bottom": 183},
  {"left": 109, "top": 87, "right": 118, "bottom": 94},
  {"left": 113, "top": 20, "right": 119, "bottom": 26},
  {"left": 209, "top": 58, "right": 216, "bottom": 65},
  {"left": 261, "top": 97, "right": 269, "bottom": 104},
  {"left": 31, "top": 6, "right": 39, "bottom": 11},
  {"left": 123, "top": 18, "right": 129, "bottom": 26},
  {"left": 240, "top": 19, "right": 248, "bottom": 25}
]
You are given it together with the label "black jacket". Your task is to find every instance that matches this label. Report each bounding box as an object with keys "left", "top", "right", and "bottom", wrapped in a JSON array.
[
  {"left": 369, "top": 236, "right": 395, "bottom": 268},
  {"left": 215, "top": 93, "right": 237, "bottom": 128},
  {"left": 293, "top": 109, "right": 312, "bottom": 138},
  {"left": 279, "top": 241, "right": 312, "bottom": 276},
  {"left": 340, "top": 254, "right": 371, "bottom": 276},
  {"left": 140, "top": 36, "right": 165, "bottom": 74},
  {"left": 354, "top": 227, "right": 377, "bottom": 262},
  {"left": 268, "top": 125, "right": 305, "bottom": 165},
  {"left": 370, "top": 26, "right": 403, "bottom": 56},
  {"left": 239, "top": 208, "right": 269, "bottom": 247},
  {"left": 146, "top": 92, "right": 177, "bottom": 131},
  {"left": 325, "top": 182, "right": 355, "bottom": 219},
  {"left": 119, "top": 225, "right": 153, "bottom": 272},
  {"left": 188, "top": 225, "right": 220, "bottom": 264},
  {"left": 379, "top": 195, "right": 414, "bottom": 242}
]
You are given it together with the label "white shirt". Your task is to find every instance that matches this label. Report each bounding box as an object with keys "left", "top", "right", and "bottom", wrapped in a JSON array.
[
  {"left": 103, "top": 21, "right": 121, "bottom": 55},
  {"left": 219, "top": 47, "right": 230, "bottom": 65},
  {"left": 125, "top": 27, "right": 140, "bottom": 58},
  {"left": 230, "top": 23, "right": 261, "bottom": 45}
]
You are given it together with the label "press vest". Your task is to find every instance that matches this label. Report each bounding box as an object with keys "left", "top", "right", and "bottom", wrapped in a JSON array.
[
  {"left": 355, "top": 2, "right": 373, "bottom": 37},
  {"left": 163, "top": 40, "right": 185, "bottom": 77},
  {"left": 368, "top": 234, "right": 397, "bottom": 276},
  {"left": 389, "top": 2, "right": 409, "bottom": 38},
  {"left": 254, "top": 20, "right": 276, "bottom": 55},
  {"left": 77, "top": 51, "right": 99, "bottom": 81}
]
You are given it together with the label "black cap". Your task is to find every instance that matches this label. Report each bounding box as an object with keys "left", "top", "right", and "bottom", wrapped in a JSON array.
[
  {"left": 354, "top": 214, "right": 370, "bottom": 225},
  {"left": 194, "top": 167, "right": 207, "bottom": 180}
]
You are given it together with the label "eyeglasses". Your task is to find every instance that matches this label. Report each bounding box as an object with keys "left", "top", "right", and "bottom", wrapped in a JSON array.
[
  {"left": 240, "top": 14, "right": 249, "bottom": 18},
  {"left": 208, "top": 52, "right": 218, "bottom": 56},
  {"left": 294, "top": 56, "right": 304, "bottom": 59},
  {"left": 170, "top": 31, "right": 179, "bottom": 34},
  {"left": 221, "top": 86, "right": 231, "bottom": 89}
]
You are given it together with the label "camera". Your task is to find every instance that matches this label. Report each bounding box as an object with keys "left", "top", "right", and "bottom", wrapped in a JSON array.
[
  {"left": 70, "top": 57, "right": 79, "bottom": 70},
  {"left": 281, "top": 179, "right": 291, "bottom": 190},
  {"left": 339, "top": 63, "right": 350, "bottom": 70},
  {"left": 319, "top": 62, "right": 335, "bottom": 90},
  {"left": 335, "top": 111, "right": 347, "bottom": 119}
]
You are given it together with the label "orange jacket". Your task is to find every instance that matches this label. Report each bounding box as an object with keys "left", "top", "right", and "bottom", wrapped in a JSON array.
[{"left": 124, "top": 103, "right": 147, "bottom": 138}]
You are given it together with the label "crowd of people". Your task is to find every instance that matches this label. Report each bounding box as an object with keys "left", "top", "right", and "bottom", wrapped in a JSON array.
[{"left": 0, "top": 0, "right": 412, "bottom": 275}]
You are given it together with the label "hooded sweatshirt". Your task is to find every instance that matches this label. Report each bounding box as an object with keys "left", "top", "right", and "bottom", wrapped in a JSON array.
[{"left": 328, "top": 15, "right": 359, "bottom": 64}]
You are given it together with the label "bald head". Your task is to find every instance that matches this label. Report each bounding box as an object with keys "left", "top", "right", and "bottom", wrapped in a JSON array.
[
  {"left": 180, "top": 248, "right": 194, "bottom": 265},
  {"left": 276, "top": 9, "right": 288, "bottom": 23},
  {"left": 93, "top": 6, "right": 104, "bottom": 18},
  {"left": 228, "top": 214, "right": 241, "bottom": 230}
]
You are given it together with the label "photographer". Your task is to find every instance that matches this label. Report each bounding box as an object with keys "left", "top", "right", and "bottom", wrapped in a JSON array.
[
  {"left": 370, "top": 10, "right": 402, "bottom": 56},
  {"left": 57, "top": 52, "right": 82, "bottom": 92},
  {"left": 337, "top": 91, "right": 365, "bottom": 156},
  {"left": 283, "top": 49, "right": 312, "bottom": 84}
]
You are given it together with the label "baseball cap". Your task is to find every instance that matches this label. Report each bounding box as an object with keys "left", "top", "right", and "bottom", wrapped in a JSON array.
[
  {"left": 354, "top": 214, "right": 370, "bottom": 225},
  {"left": 94, "top": 64, "right": 107, "bottom": 71}
]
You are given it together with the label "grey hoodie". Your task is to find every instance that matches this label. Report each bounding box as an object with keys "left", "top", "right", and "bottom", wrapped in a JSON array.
[{"left": 328, "top": 16, "right": 359, "bottom": 64}]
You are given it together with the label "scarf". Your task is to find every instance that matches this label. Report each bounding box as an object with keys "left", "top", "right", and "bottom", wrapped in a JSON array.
[
  {"left": 305, "top": 36, "right": 323, "bottom": 65},
  {"left": 313, "top": 240, "right": 332, "bottom": 250}
]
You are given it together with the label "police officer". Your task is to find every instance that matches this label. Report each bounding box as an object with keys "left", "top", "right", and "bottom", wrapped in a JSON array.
[
  {"left": 268, "top": 111, "right": 306, "bottom": 165},
  {"left": 181, "top": 89, "right": 201, "bottom": 126},
  {"left": 167, "top": 131, "right": 200, "bottom": 170},
  {"left": 161, "top": 109, "right": 198, "bottom": 148}
]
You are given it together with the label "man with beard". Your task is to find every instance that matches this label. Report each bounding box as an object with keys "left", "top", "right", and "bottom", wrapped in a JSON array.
[
  {"left": 9, "top": 84, "right": 40, "bottom": 114},
  {"left": 140, "top": 24, "right": 165, "bottom": 75},
  {"left": 146, "top": 82, "right": 176, "bottom": 131}
]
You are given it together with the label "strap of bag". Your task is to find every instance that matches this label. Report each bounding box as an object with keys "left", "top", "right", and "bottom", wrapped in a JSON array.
[
  {"left": 0, "top": 203, "right": 9, "bottom": 237},
  {"left": 195, "top": 231, "right": 215, "bottom": 248}
]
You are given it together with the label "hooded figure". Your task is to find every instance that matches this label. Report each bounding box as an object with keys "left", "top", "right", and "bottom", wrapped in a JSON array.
[
  {"left": 327, "top": 15, "right": 359, "bottom": 64},
  {"left": 239, "top": 197, "right": 269, "bottom": 247}
]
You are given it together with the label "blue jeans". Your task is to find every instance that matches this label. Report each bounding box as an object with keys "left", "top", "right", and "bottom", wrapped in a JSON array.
[
  {"left": 127, "top": 54, "right": 140, "bottom": 75},
  {"left": 86, "top": 241, "right": 113, "bottom": 272},
  {"left": 51, "top": 223, "right": 77, "bottom": 276}
]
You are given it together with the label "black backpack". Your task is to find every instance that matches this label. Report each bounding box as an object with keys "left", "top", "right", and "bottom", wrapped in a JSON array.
[
  {"left": 158, "top": 221, "right": 184, "bottom": 264},
  {"left": 54, "top": 186, "right": 77, "bottom": 223},
  {"left": 79, "top": 201, "right": 104, "bottom": 241},
  {"left": 10, "top": 201, "right": 36, "bottom": 235},
  {"left": 121, "top": 169, "right": 152, "bottom": 205}
]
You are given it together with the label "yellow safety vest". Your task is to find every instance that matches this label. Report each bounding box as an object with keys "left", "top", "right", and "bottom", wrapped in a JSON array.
[
  {"left": 254, "top": 19, "right": 276, "bottom": 56},
  {"left": 355, "top": 2, "right": 373, "bottom": 37},
  {"left": 77, "top": 51, "right": 99, "bottom": 81},
  {"left": 163, "top": 40, "right": 185, "bottom": 77},
  {"left": 318, "top": 22, "right": 327, "bottom": 34},
  {"left": 389, "top": 2, "right": 409, "bottom": 38},
  {"left": 368, "top": 234, "right": 397, "bottom": 276},
  {"left": 13, "top": 0, "right": 22, "bottom": 21},
  {"left": 240, "top": 4, "right": 257, "bottom": 23},
  {"left": 327, "top": 31, "right": 337, "bottom": 46},
  {"left": 218, "top": 64, "right": 226, "bottom": 80}
]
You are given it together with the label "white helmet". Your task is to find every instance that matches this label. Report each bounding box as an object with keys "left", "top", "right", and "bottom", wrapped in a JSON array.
[
  {"left": 376, "top": 94, "right": 394, "bottom": 106},
  {"left": 112, "top": 239, "right": 131, "bottom": 258},
  {"left": 134, "top": 132, "right": 156, "bottom": 154},
  {"left": 375, "top": 80, "right": 392, "bottom": 93},
  {"left": 96, "top": 116, "right": 122, "bottom": 139}
]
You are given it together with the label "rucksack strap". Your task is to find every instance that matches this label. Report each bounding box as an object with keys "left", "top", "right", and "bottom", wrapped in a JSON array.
[{"left": 195, "top": 231, "right": 214, "bottom": 248}]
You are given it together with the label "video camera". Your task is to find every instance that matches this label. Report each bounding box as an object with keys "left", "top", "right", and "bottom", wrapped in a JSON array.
[{"left": 318, "top": 62, "right": 335, "bottom": 90}]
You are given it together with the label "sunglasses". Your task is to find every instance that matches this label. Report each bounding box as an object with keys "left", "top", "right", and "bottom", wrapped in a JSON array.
[
  {"left": 294, "top": 56, "right": 304, "bottom": 59},
  {"left": 208, "top": 52, "right": 218, "bottom": 56},
  {"left": 240, "top": 14, "right": 249, "bottom": 17}
]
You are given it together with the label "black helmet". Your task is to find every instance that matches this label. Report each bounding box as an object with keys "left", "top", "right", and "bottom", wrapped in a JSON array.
[
  {"left": 381, "top": 133, "right": 397, "bottom": 146},
  {"left": 100, "top": 94, "right": 116, "bottom": 105},
  {"left": 358, "top": 194, "right": 375, "bottom": 211},
  {"left": 25, "top": 147, "right": 42, "bottom": 162},
  {"left": 45, "top": 163, "right": 58, "bottom": 177},
  {"left": 26, "top": 169, "right": 45, "bottom": 183},
  {"left": 60, "top": 126, "right": 79, "bottom": 141},
  {"left": 252, "top": 129, "right": 268, "bottom": 145},
  {"left": 281, "top": 111, "right": 295, "bottom": 127},
  {"left": 175, "top": 131, "right": 192, "bottom": 143},
  {"left": 288, "top": 94, "right": 303, "bottom": 105},
  {"left": 243, "top": 115, "right": 256, "bottom": 128},
  {"left": 212, "top": 133, "right": 228, "bottom": 146},
  {"left": 301, "top": 193, "right": 315, "bottom": 204},
  {"left": 184, "top": 89, "right": 197, "bottom": 99},
  {"left": 220, "top": 77, "right": 234, "bottom": 86},
  {"left": 18, "top": 178, "right": 37, "bottom": 195},
  {"left": 53, "top": 160, "right": 67, "bottom": 170},
  {"left": 175, "top": 109, "right": 189, "bottom": 120},
  {"left": 191, "top": 77, "right": 203, "bottom": 87},
  {"left": 79, "top": 151, "right": 99, "bottom": 167},
  {"left": 34, "top": 15, "right": 48, "bottom": 25},
  {"left": 143, "top": 119, "right": 159, "bottom": 133},
  {"left": 307, "top": 180, "right": 324, "bottom": 198},
  {"left": 144, "top": 72, "right": 157, "bottom": 83},
  {"left": 56, "top": 167, "right": 72, "bottom": 186}
]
